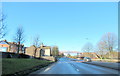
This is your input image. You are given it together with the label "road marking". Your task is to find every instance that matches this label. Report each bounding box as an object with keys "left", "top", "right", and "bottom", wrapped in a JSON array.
[
  {"left": 76, "top": 69, "right": 79, "bottom": 71},
  {"left": 44, "top": 68, "right": 50, "bottom": 72},
  {"left": 43, "top": 62, "right": 57, "bottom": 72}
]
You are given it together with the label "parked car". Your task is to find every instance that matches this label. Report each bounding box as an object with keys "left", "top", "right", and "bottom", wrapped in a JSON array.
[{"left": 83, "top": 57, "right": 92, "bottom": 62}]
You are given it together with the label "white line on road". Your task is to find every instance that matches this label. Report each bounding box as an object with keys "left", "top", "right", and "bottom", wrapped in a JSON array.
[
  {"left": 43, "top": 62, "right": 56, "bottom": 72},
  {"left": 44, "top": 68, "right": 50, "bottom": 72},
  {"left": 76, "top": 69, "right": 79, "bottom": 71}
]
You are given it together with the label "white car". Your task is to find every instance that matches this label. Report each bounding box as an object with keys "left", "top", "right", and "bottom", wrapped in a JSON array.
[{"left": 83, "top": 57, "right": 92, "bottom": 62}]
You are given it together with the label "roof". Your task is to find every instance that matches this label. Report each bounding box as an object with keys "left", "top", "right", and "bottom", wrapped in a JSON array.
[
  {"left": 42, "top": 46, "right": 51, "bottom": 49},
  {"left": 39, "top": 46, "right": 51, "bottom": 49},
  {"left": 0, "top": 40, "right": 24, "bottom": 46}
]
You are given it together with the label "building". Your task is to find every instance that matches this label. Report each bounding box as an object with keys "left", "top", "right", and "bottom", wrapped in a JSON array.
[
  {"left": 0, "top": 40, "right": 52, "bottom": 58},
  {"left": 0, "top": 40, "right": 24, "bottom": 53},
  {"left": 24, "top": 45, "right": 36, "bottom": 57},
  {"left": 40, "top": 43, "right": 51, "bottom": 56},
  {"left": 25, "top": 43, "right": 51, "bottom": 58}
]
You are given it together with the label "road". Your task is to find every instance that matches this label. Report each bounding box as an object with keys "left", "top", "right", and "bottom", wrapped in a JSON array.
[{"left": 30, "top": 57, "right": 119, "bottom": 74}]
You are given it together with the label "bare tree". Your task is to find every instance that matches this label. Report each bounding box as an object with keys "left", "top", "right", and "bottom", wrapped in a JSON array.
[
  {"left": 101, "top": 32, "right": 117, "bottom": 52},
  {"left": 82, "top": 42, "right": 93, "bottom": 53},
  {"left": 96, "top": 41, "right": 107, "bottom": 59},
  {"left": 0, "top": 13, "right": 6, "bottom": 39},
  {"left": 13, "top": 26, "right": 25, "bottom": 54},
  {"left": 98, "top": 32, "right": 117, "bottom": 59},
  {"left": 81, "top": 42, "right": 93, "bottom": 57},
  {"left": 33, "top": 35, "right": 40, "bottom": 57},
  {"left": 33, "top": 35, "right": 40, "bottom": 48},
  {"left": 51, "top": 46, "right": 59, "bottom": 57}
]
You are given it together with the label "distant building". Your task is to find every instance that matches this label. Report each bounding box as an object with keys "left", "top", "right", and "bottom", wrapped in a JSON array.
[
  {"left": 0, "top": 40, "right": 24, "bottom": 53},
  {"left": 25, "top": 43, "right": 51, "bottom": 58}
]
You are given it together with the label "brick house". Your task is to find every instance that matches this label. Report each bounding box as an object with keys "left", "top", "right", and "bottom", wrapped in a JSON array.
[
  {"left": 0, "top": 40, "right": 24, "bottom": 53},
  {"left": 25, "top": 45, "right": 36, "bottom": 57},
  {"left": 25, "top": 43, "right": 51, "bottom": 58}
]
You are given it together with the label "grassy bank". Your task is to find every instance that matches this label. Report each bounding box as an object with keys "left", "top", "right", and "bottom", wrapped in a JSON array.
[
  {"left": 2, "top": 58, "right": 54, "bottom": 75},
  {"left": 91, "top": 59, "right": 120, "bottom": 63}
]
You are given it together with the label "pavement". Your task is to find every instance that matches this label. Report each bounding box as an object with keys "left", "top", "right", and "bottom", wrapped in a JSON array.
[
  {"left": 82, "top": 61, "right": 120, "bottom": 70},
  {"left": 28, "top": 57, "right": 119, "bottom": 75},
  {"left": 69, "top": 58, "right": 120, "bottom": 70}
]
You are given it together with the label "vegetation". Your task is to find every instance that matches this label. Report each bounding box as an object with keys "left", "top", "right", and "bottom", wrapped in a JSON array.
[
  {"left": 32, "top": 35, "right": 41, "bottom": 57},
  {"left": 67, "top": 53, "right": 71, "bottom": 57},
  {"left": 58, "top": 53, "right": 64, "bottom": 57},
  {"left": 80, "top": 32, "right": 118, "bottom": 60},
  {"left": 0, "top": 13, "right": 7, "bottom": 39},
  {"left": 51, "top": 46, "right": 59, "bottom": 57},
  {"left": 80, "top": 51, "right": 119, "bottom": 59},
  {"left": 96, "top": 32, "right": 117, "bottom": 59},
  {"left": 82, "top": 42, "right": 93, "bottom": 53},
  {"left": 13, "top": 26, "right": 25, "bottom": 54},
  {"left": 2, "top": 58, "right": 53, "bottom": 75},
  {"left": 68, "top": 56, "right": 77, "bottom": 59}
]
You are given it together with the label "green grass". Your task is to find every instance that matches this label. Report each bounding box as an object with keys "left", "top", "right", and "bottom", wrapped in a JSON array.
[{"left": 2, "top": 58, "right": 53, "bottom": 75}]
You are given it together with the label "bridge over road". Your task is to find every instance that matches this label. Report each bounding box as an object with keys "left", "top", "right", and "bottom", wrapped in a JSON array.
[
  {"left": 59, "top": 51, "right": 81, "bottom": 56},
  {"left": 59, "top": 51, "right": 100, "bottom": 59}
]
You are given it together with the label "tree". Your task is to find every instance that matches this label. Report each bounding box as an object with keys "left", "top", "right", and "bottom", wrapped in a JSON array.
[
  {"left": 33, "top": 35, "right": 40, "bottom": 57},
  {"left": 51, "top": 46, "right": 59, "bottom": 57},
  {"left": 96, "top": 41, "right": 107, "bottom": 59},
  {"left": 59, "top": 53, "right": 64, "bottom": 57},
  {"left": 13, "top": 26, "right": 25, "bottom": 54},
  {"left": 33, "top": 35, "right": 40, "bottom": 48},
  {"left": 98, "top": 32, "right": 117, "bottom": 58},
  {"left": 82, "top": 42, "right": 93, "bottom": 53},
  {"left": 101, "top": 32, "right": 117, "bottom": 52},
  {"left": 67, "top": 53, "right": 71, "bottom": 57},
  {"left": 0, "top": 13, "right": 6, "bottom": 39},
  {"left": 81, "top": 42, "right": 93, "bottom": 57}
]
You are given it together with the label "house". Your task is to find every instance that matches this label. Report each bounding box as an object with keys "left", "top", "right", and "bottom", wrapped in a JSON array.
[
  {"left": 0, "top": 40, "right": 24, "bottom": 53},
  {"left": 24, "top": 45, "right": 36, "bottom": 57},
  {"left": 40, "top": 43, "right": 51, "bottom": 56},
  {"left": 25, "top": 43, "right": 51, "bottom": 58}
]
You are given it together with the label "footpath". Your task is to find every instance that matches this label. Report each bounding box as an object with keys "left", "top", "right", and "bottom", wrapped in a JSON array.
[{"left": 83, "top": 61, "right": 120, "bottom": 70}]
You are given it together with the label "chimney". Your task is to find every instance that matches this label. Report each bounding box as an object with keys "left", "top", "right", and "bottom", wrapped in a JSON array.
[{"left": 3, "top": 40, "right": 7, "bottom": 42}]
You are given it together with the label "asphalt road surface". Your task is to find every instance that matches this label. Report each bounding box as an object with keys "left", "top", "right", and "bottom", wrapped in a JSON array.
[{"left": 30, "top": 57, "right": 119, "bottom": 74}]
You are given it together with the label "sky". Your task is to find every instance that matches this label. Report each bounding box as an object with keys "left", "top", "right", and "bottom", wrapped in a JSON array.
[{"left": 2, "top": 2, "right": 118, "bottom": 52}]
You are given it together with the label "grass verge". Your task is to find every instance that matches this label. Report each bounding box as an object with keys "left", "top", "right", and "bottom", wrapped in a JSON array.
[{"left": 2, "top": 58, "right": 54, "bottom": 76}]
